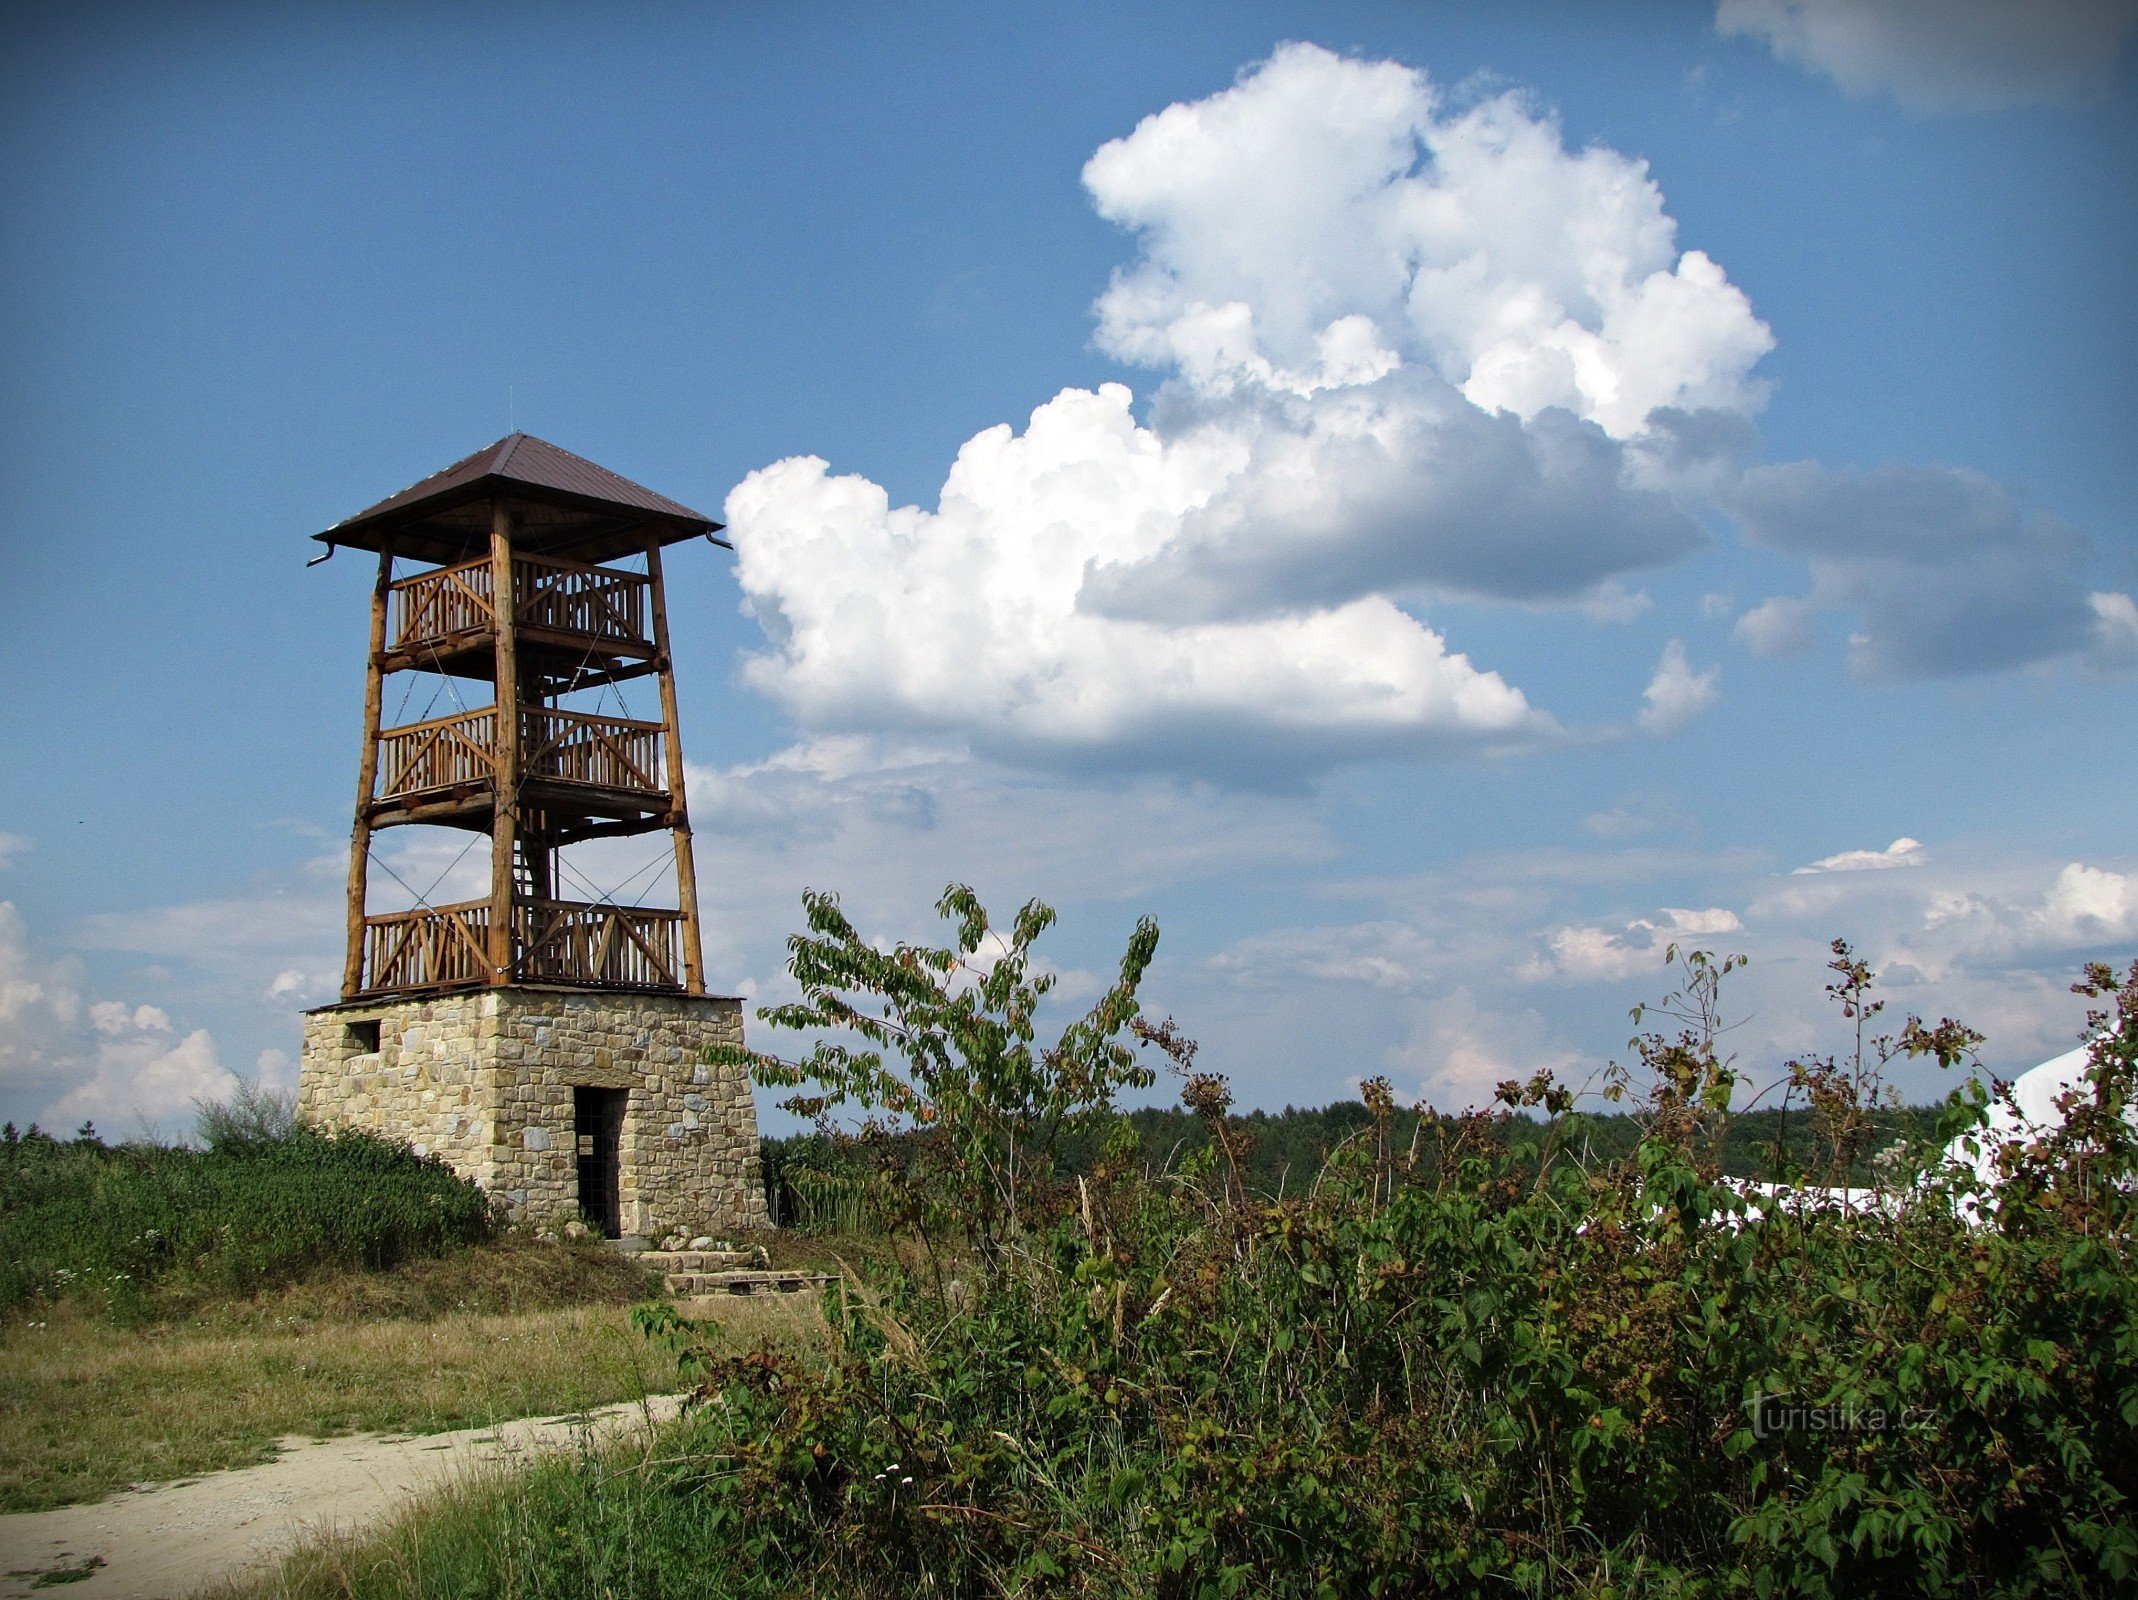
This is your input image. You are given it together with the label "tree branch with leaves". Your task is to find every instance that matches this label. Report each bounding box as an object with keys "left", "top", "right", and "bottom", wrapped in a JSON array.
[{"left": 712, "top": 884, "right": 1160, "bottom": 1270}]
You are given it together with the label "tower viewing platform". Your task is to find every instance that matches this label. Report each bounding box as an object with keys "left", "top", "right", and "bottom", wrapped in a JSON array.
[{"left": 310, "top": 432, "right": 724, "bottom": 1000}]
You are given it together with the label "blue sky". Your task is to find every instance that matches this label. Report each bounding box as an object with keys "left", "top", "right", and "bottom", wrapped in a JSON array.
[{"left": 2, "top": 0, "right": 2132, "bottom": 1134}]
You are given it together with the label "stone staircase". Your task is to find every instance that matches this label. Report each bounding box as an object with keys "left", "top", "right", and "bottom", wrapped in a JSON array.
[{"left": 637, "top": 1246, "right": 834, "bottom": 1300}]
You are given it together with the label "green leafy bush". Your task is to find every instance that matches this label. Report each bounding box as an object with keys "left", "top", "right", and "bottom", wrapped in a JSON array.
[
  {"left": 654, "top": 897, "right": 2138, "bottom": 1599},
  {"left": 719, "top": 883, "right": 1158, "bottom": 1269},
  {"left": 0, "top": 1119, "right": 493, "bottom": 1318}
]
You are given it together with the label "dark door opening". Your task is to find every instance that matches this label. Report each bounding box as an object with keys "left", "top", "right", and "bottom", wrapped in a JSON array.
[{"left": 573, "top": 1087, "right": 627, "bottom": 1239}]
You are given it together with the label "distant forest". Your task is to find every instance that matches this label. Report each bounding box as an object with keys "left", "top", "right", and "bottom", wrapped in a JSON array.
[{"left": 763, "top": 1097, "right": 1951, "bottom": 1218}]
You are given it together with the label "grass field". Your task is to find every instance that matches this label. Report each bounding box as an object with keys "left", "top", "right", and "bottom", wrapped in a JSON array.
[{"left": 0, "top": 1239, "right": 679, "bottom": 1513}]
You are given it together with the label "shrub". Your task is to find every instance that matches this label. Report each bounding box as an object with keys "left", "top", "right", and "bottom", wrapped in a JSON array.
[
  {"left": 716, "top": 882, "right": 1158, "bottom": 1269},
  {"left": 0, "top": 1118, "right": 493, "bottom": 1318},
  {"left": 194, "top": 1078, "right": 297, "bottom": 1149}
]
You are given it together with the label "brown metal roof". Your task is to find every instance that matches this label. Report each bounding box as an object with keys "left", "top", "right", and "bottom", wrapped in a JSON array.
[{"left": 316, "top": 434, "right": 727, "bottom": 566}]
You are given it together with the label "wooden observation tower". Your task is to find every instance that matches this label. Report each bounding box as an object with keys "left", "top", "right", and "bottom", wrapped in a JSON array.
[
  {"left": 297, "top": 435, "right": 766, "bottom": 1242},
  {"left": 318, "top": 433, "right": 718, "bottom": 1002}
]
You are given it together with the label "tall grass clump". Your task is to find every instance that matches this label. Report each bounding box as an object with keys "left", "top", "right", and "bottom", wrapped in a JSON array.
[{"left": 1, "top": 1094, "right": 492, "bottom": 1319}]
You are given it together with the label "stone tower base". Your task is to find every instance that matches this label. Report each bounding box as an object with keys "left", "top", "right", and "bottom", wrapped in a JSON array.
[{"left": 298, "top": 986, "right": 767, "bottom": 1239}]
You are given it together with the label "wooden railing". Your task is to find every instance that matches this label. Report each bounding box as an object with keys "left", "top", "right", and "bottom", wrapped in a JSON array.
[
  {"left": 390, "top": 558, "right": 495, "bottom": 649},
  {"left": 514, "top": 553, "right": 648, "bottom": 645},
  {"left": 375, "top": 707, "right": 665, "bottom": 803},
  {"left": 359, "top": 899, "right": 682, "bottom": 993},
  {"left": 362, "top": 900, "right": 493, "bottom": 993},
  {"left": 389, "top": 554, "right": 650, "bottom": 656},
  {"left": 376, "top": 708, "right": 499, "bottom": 800},
  {"left": 523, "top": 708, "right": 663, "bottom": 795},
  {"left": 516, "top": 901, "right": 682, "bottom": 989}
]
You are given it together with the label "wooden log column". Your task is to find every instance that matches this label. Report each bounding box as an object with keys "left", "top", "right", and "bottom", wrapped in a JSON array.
[
  {"left": 645, "top": 536, "right": 706, "bottom": 995},
  {"left": 340, "top": 550, "right": 394, "bottom": 1001},
  {"left": 487, "top": 504, "right": 521, "bottom": 984}
]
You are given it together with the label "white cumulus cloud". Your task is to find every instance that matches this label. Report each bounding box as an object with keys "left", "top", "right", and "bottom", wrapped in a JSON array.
[
  {"left": 1795, "top": 837, "right": 1926, "bottom": 874},
  {"left": 1085, "top": 45, "right": 1772, "bottom": 435},
  {"left": 1527, "top": 905, "right": 1744, "bottom": 983},
  {"left": 2034, "top": 862, "right": 2138, "bottom": 943},
  {"left": 1638, "top": 640, "right": 1722, "bottom": 734},
  {"left": 1733, "top": 594, "right": 1815, "bottom": 656},
  {"left": 42, "top": 1028, "right": 235, "bottom": 1140},
  {"left": 1718, "top": 0, "right": 2138, "bottom": 111},
  {"left": 1762, "top": 852, "right": 2134, "bottom": 980},
  {"left": 729, "top": 398, "right": 1550, "bottom": 781},
  {"left": 2088, "top": 591, "right": 2138, "bottom": 673},
  {"left": 0, "top": 901, "right": 236, "bottom": 1134},
  {"left": 728, "top": 43, "right": 1777, "bottom": 779},
  {"left": 1398, "top": 987, "right": 1584, "bottom": 1108}
]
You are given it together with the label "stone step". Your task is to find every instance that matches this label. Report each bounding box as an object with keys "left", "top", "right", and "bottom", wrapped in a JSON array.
[
  {"left": 639, "top": 1249, "right": 758, "bottom": 1273},
  {"left": 665, "top": 1269, "right": 834, "bottom": 1298}
]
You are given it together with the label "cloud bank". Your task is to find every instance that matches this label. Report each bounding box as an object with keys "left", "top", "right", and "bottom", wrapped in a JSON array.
[
  {"left": 726, "top": 41, "right": 2123, "bottom": 782},
  {"left": 1191, "top": 842, "right": 2135, "bottom": 1111},
  {"left": 1718, "top": 0, "right": 2138, "bottom": 110},
  {"left": 1730, "top": 462, "right": 2122, "bottom": 678}
]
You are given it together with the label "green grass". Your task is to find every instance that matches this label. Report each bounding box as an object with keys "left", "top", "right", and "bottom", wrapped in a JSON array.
[
  {"left": 203, "top": 1298, "right": 834, "bottom": 1600},
  {"left": 209, "top": 1412, "right": 762, "bottom": 1600},
  {"left": 0, "top": 1237, "right": 675, "bottom": 1512},
  {"left": 235, "top": 1071, "right": 2138, "bottom": 1598}
]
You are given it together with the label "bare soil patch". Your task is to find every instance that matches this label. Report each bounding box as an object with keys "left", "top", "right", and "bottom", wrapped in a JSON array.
[
  {"left": 0, "top": 1397, "right": 681, "bottom": 1599},
  {"left": 0, "top": 1300, "right": 666, "bottom": 1514}
]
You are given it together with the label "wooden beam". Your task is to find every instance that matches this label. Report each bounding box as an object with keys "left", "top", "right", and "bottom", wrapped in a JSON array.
[
  {"left": 341, "top": 551, "right": 393, "bottom": 1001},
  {"left": 551, "top": 814, "right": 674, "bottom": 847},
  {"left": 645, "top": 536, "right": 706, "bottom": 995},
  {"left": 487, "top": 503, "right": 521, "bottom": 985}
]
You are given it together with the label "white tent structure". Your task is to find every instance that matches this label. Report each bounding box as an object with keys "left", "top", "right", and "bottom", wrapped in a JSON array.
[
  {"left": 1718, "top": 1041, "right": 2126, "bottom": 1228},
  {"left": 1941, "top": 1043, "right": 2098, "bottom": 1189},
  {"left": 1935, "top": 1039, "right": 2138, "bottom": 1227}
]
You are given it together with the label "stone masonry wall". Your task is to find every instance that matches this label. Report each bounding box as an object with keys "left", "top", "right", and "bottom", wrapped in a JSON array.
[{"left": 299, "top": 986, "right": 766, "bottom": 1238}]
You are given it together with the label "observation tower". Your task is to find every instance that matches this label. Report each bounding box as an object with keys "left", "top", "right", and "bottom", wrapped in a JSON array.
[{"left": 295, "top": 435, "right": 765, "bottom": 1240}]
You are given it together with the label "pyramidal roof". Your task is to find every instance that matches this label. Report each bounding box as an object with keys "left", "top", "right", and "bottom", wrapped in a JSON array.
[{"left": 317, "top": 434, "right": 725, "bottom": 565}]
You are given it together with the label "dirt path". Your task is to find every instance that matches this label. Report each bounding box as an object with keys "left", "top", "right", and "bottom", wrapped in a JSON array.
[{"left": 0, "top": 1396, "right": 683, "bottom": 1599}]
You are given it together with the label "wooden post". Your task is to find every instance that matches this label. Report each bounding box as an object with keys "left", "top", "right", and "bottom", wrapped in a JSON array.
[
  {"left": 487, "top": 504, "right": 520, "bottom": 985},
  {"left": 341, "top": 551, "right": 394, "bottom": 1000},
  {"left": 644, "top": 536, "right": 706, "bottom": 995}
]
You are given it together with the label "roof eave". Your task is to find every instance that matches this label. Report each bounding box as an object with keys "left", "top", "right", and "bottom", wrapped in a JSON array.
[{"left": 313, "top": 475, "right": 727, "bottom": 556}]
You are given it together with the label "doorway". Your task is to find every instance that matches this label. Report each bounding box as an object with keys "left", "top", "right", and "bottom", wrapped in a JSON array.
[{"left": 573, "top": 1087, "right": 627, "bottom": 1238}]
